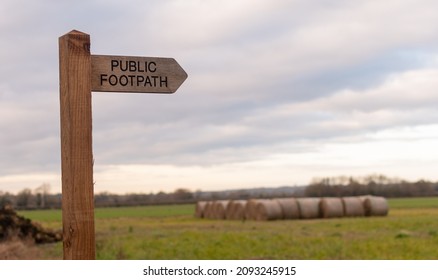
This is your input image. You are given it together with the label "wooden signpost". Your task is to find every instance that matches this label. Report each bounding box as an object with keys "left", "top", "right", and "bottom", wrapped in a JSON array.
[{"left": 59, "top": 30, "right": 187, "bottom": 260}]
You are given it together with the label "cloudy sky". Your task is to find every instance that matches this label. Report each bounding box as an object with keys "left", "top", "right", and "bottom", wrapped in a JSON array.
[{"left": 1, "top": 0, "right": 438, "bottom": 194}]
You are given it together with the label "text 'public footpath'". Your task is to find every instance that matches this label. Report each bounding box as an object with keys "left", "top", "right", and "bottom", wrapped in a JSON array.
[{"left": 99, "top": 59, "right": 168, "bottom": 88}]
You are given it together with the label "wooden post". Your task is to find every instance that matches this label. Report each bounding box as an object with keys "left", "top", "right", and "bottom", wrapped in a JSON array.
[{"left": 59, "top": 30, "right": 95, "bottom": 260}]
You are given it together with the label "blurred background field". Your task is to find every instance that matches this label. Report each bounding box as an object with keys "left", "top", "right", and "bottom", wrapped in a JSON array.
[{"left": 12, "top": 197, "right": 438, "bottom": 260}]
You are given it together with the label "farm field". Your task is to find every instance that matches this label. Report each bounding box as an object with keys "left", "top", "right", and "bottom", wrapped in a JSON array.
[{"left": 16, "top": 197, "right": 438, "bottom": 260}]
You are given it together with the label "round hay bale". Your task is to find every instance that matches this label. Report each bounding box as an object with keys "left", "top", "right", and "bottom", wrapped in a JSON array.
[
  {"left": 254, "top": 200, "right": 283, "bottom": 221},
  {"left": 275, "top": 198, "right": 300, "bottom": 220},
  {"left": 358, "top": 195, "right": 372, "bottom": 203},
  {"left": 194, "top": 201, "right": 207, "bottom": 218},
  {"left": 245, "top": 199, "right": 265, "bottom": 220},
  {"left": 297, "top": 198, "right": 321, "bottom": 219},
  {"left": 225, "top": 201, "right": 234, "bottom": 219},
  {"left": 226, "top": 200, "right": 247, "bottom": 220},
  {"left": 320, "top": 197, "right": 344, "bottom": 218},
  {"left": 212, "top": 200, "right": 229, "bottom": 219},
  {"left": 342, "top": 197, "right": 365, "bottom": 217},
  {"left": 203, "top": 201, "right": 214, "bottom": 219},
  {"left": 363, "top": 196, "right": 389, "bottom": 216}
]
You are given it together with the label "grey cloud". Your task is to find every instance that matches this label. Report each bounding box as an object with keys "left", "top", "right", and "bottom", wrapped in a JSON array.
[{"left": 2, "top": 0, "right": 438, "bottom": 182}]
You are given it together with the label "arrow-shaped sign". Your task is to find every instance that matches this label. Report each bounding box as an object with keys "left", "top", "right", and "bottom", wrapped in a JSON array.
[{"left": 91, "top": 55, "right": 187, "bottom": 93}]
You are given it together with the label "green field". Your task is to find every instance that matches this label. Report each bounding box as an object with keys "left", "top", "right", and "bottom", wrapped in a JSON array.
[{"left": 18, "top": 197, "right": 438, "bottom": 260}]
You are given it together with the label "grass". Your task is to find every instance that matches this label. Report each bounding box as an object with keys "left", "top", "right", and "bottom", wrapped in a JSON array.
[
  {"left": 95, "top": 204, "right": 194, "bottom": 219},
  {"left": 388, "top": 197, "right": 438, "bottom": 209},
  {"left": 16, "top": 197, "right": 438, "bottom": 260}
]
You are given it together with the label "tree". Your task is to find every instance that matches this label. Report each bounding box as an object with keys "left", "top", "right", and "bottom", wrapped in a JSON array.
[
  {"left": 35, "top": 183, "right": 51, "bottom": 208},
  {"left": 16, "top": 188, "right": 34, "bottom": 209},
  {"left": 173, "top": 188, "right": 193, "bottom": 202},
  {"left": 0, "top": 191, "right": 13, "bottom": 208}
]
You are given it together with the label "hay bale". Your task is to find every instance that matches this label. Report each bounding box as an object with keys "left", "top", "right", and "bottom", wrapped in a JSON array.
[
  {"left": 363, "top": 196, "right": 389, "bottom": 216},
  {"left": 194, "top": 201, "right": 207, "bottom": 218},
  {"left": 226, "top": 200, "right": 247, "bottom": 220},
  {"left": 342, "top": 197, "right": 365, "bottom": 217},
  {"left": 212, "top": 200, "right": 229, "bottom": 219},
  {"left": 358, "top": 195, "right": 372, "bottom": 203},
  {"left": 275, "top": 198, "right": 300, "bottom": 220},
  {"left": 245, "top": 199, "right": 271, "bottom": 220},
  {"left": 244, "top": 199, "right": 257, "bottom": 220},
  {"left": 254, "top": 200, "right": 283, "bottom": 221},
  {"left": 225, "top": 201, "right": 234, "bottom": 219},
  {"left": 297, "top": 198, "right": 321, "bottom": 219},
  {"left": 320, "top": 197, "right": 344, "bottom": 218},
  {"left": 203, "top": 201, "right": 214, "bottom": 219}
]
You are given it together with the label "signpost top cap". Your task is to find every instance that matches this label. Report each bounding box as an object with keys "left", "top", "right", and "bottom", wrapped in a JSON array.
[
  {"left": 68, "top": 29, "right": 88, "bottom": 35},
  {"left": 60, "top": 30, "right": 90, "bottom": 38}
]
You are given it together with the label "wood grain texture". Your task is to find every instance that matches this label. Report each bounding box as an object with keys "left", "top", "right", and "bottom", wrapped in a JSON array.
[{"left": 59, "top": 30, "right": 95, "bottom": 260}]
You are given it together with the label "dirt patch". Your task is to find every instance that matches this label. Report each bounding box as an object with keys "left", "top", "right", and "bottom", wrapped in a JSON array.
[
  {"left": 0, "top": 239, "right": 42, "bottom": 259},
  {"left": 0, "top": 205, "right": 62, "bottom": 244}
]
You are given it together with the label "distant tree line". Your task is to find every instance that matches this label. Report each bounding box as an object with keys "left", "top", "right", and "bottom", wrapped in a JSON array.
[
  {"left": 94, "top": 188, "right": 195, "bottom": 208},
  {"left": 0, "top": 185, "right": 196, "bottom": 210},
  {"left": 1, "top": 175, "right": 437, "bottom": 210},
  {"left": 305, "top": 174, "right": 438, "bottom": 198},
  {"left": 0, "top": 183, "right": 62, "bottom": 210}
]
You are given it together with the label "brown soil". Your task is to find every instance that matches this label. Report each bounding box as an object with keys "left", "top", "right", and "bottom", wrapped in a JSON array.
[{"left": 0, "top": 205, "right": 62, "bottom": 244}]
